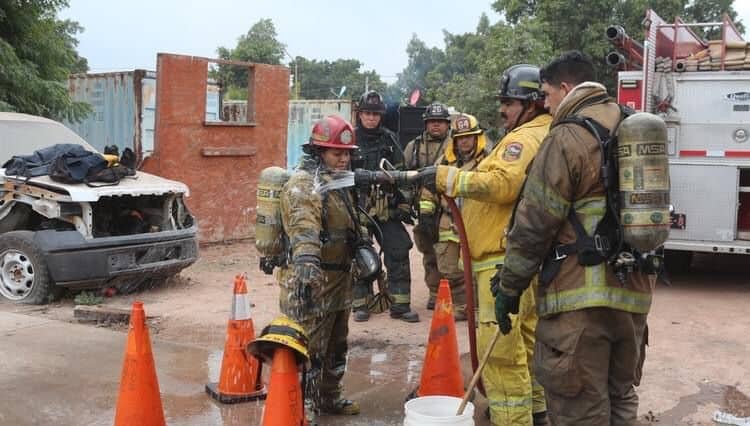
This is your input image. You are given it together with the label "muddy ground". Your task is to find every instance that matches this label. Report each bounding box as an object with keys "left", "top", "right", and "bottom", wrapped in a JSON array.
[{"left": 3, "top": 238, "right": 750, "bottom": 425}]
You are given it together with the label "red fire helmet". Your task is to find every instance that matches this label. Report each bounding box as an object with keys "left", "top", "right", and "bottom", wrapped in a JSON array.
[{"left": 309, "top": 115, "right": 358, "bottom": 149}]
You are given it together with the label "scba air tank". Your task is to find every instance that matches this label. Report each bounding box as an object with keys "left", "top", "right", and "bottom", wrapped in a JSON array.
[
  {"left": 617, "top": 112, "right": 670, "bottom": 252},
  {"left": 255, "top": 166, "right": 290, "bottom": 258}
]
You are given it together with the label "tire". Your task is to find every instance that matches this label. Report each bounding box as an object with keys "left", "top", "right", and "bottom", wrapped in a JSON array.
[
  {"left": 665, "top": 249, "right": 693, "bottom": 274},
  {"left": 0, "top": 231, "right": 57, "bottom": 304},
  {"left": 0, "top": 203, "right": 31, "bottom": 233}
]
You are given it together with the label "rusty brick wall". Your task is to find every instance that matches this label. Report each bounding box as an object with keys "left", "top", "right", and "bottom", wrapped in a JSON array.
[{"left": 142, "top": 53, "right": 288, "bottom": 242}]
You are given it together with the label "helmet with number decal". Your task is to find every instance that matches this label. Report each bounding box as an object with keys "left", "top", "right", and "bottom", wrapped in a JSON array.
[{"left": 422, "top": 102, "right": 450, "bottom": 122}]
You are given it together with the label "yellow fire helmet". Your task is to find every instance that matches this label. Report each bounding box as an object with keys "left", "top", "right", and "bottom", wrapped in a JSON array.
[
  {"left": 444, "top": 113, "right": 488, "bottom": 163},
  {"left": 247, "top": 316, "right": 310, "bottom": 365}
]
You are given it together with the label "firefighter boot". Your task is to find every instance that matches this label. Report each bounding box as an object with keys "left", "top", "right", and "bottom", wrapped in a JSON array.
[
  {"left": 318, "top": 399, "right": 360, "bottom": 416},
  {"left": 390, "top": 304, "right": 420, "bottom": 323}
]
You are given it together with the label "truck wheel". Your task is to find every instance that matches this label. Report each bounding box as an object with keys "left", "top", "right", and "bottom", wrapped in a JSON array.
[
  {"left": 0, "top": 203, "right": 31, "bottom": 233},
  {"left": 665, "top": 250, "right": 692, "bottom": 274},
  {"left": 0, "top": 231, "right": 57, "bottom": 304}
]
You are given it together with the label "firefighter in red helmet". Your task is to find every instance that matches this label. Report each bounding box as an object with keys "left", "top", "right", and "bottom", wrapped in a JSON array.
[{"left": 278, "top": 115, "right": 375, "bottom": 420}]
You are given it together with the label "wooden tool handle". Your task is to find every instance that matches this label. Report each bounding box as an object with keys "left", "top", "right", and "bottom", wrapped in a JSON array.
[{"left": 456, "top": 327, "right": 502, "bottom": 416}]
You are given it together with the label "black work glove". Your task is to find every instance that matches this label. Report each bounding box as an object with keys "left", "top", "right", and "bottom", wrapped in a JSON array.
[
  {"left": 414, "top": 213, "right": 438, "bottom": 245},
  {"left": 292, "top": 254, "right": 324, "bottom": 308},
  {"left": 417, "top": 166, "right": 438, "bottom": 193},
  {"left": 490, "top": 265, "right": 520, "bottom": 335},
  {"left": 390, "top": 202, "right": 414, "bottom": 224}
]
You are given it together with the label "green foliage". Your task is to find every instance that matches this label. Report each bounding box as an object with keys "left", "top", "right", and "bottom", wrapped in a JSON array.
[
  {"left": 491, "top": 0, "right": 744, "bottom": 86},
  {"left": 684, "top": 0, "right": 745, "bottom": 39},
  {"left": 393, "top": 17, "right": 553, "bottom": 132},
  {"left": 213, "top": 18, "right": 287, "bottom": 94},
  {"left": 0, "top": 0, "right": 90, "bottom": 122},
  {"left": 291, "top": 57, "right": 386, "bottom": 100},
  {"left": 392, "top": 0, "right": 745, "bottom": 133},
  {"left": 395, "top": 35, "right": 446, "bottom": 99}
]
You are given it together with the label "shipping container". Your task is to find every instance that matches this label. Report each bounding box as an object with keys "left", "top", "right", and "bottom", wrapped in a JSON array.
[
  {"left": 287, "top": 100, "right": 353, "bottom": 169},
  {"left": 66, "top": 70, "right": 219, "bottom": 158}
]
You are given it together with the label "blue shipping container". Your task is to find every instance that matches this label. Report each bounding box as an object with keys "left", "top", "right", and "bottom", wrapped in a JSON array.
[
  {"left": 287, "top": 100, "right": 353, "bottom": 169},
  {"left": 66, "top": 70, "right": 219, "bottom": 156}
]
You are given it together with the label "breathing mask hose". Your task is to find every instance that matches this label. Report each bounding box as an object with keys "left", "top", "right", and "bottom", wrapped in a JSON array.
[{"left": 443, "top": 195, "right": 485, "bottom": 397}]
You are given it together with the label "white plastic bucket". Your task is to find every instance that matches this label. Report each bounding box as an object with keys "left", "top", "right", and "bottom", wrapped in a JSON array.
[{"left": 404, "top": 396, "right": 475, "bottom": 426}]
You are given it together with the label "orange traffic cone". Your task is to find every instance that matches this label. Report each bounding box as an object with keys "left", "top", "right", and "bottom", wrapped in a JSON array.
[
  {"left": 413, "top": 279, "right": 464, "bottom": 398},
  {"left": 261, "top": 347, "right": 306, "bottom": 426},
  {"left": 205, "top": 275, "right": 267, "bottom": 403},
  {"left": 114, "top": 301, "right": 166, "bottom": 426}
]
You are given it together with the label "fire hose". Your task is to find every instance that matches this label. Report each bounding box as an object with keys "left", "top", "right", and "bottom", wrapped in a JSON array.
[
  {"left": 355, "top": 165, "right": 485, "bottom": 396},
  {"left": 444, "top": 195, "right": 485, "bottom": 396}
]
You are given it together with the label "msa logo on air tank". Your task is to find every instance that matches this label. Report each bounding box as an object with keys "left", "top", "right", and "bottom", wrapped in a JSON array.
[
  {"left": 636, "top": 143, "right": 665, "bottom": 155},
  {"left": 618, "top": 143, "right": 665, "bottom": 157}
]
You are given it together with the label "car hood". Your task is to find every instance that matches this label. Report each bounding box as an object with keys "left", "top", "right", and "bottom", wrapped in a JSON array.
[{"left": 1, "top": 169, "right": 190, "bottom": 202}]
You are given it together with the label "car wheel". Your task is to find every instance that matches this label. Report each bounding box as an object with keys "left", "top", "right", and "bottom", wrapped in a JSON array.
[
  {"left": 0, "top": 203, "right": 31, "bottom": 233},
  {"left": 0, "top": 231, "right": 57, "bottom": 304}
]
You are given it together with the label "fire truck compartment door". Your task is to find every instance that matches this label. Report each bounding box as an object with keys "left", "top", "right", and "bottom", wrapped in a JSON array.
[{"left": 669, "top": 163, "right": 738, "bottom": 242}]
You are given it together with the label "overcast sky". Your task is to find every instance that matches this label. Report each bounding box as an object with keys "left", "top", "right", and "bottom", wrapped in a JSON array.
[{"left": 61, "top": 0, "right": 750, "bottom": 83}]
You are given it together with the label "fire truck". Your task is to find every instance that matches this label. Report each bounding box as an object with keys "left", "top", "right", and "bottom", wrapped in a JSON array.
[{"left": 607, "top": 9, "right": 750, "bottom": 271}]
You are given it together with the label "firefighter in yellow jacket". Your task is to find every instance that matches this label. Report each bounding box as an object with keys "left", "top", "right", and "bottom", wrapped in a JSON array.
[
  {"left": 420, "top": 113, "right": 487, "bottom": 321},
  {"left": 417, "top": 65, "right": 552, "bottom": 425},
  {"left": 278, "top": 115, "right": 371, "bottom": 419}
]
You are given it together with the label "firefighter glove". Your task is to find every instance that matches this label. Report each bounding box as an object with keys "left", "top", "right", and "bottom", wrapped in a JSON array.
[
  {"left": 417, "top": 166, "right": 438, "bottom": 193},
  {"left": 414, "top": 213, "right": 438, "bottom": 246},
  {"left": 390, "top": 203, "right": 414, "bottom": 224},
  {"left": 293, "top": 255, "right": 324, "bottom": 289},
  {"left": 490, "top": 267, "right": 519, "bottom": 335},
  {"left": 292, "top": 255, "right": 324, "bottom": 311}
]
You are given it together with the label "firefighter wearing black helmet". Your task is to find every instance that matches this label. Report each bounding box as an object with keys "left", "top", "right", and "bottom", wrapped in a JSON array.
[
  {"left": 352, "top": 90, "right": 419, "bottom": 323},
  {"left": 403, "top": 102, "right": 455, "bottom": 315}
]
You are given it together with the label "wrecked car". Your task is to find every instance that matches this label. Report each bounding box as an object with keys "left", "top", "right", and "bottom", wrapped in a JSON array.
[{"left": 0, "top": 112, "right": 198, "bottom": 304}]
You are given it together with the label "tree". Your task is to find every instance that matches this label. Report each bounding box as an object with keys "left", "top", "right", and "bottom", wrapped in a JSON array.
[
  {"left": 433, "top": 18, "right": 553, "bottom": 137},
  {"left": 0, "top": 0, "right": 90, "bottom": 122},
  {"left": 391, "top": 16, "right": 553, "bottom": 134},
  {"left": 684, "top": 0, "right": 745, "bottom": 39},
  {"left": 290, "top": 57, "right": 386, "bottom": 100},
  {"left": 394, "top": 35, "right": 446, "bottom": 99},
  {"left": 393, "top": 0, "right": 745, "bottom": 135},
  {"left": 214, "top": 19, "right": 286, "bottom": 98},
  {"left": 491, "top": 0, "right": 744, "bottom": 86}
]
